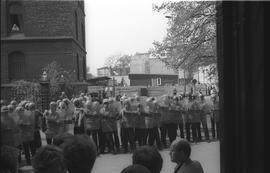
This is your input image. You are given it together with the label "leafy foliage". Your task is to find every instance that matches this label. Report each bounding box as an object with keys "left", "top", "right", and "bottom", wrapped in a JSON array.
[
  {"left": 150, "top": 1, "right": 217, "bottom": 78},
  {"left": 104, "top": 53, "right": 131, "bottom": 76},
  {"left": 42, "top": 61, "right": 77, "bottom": 100}
]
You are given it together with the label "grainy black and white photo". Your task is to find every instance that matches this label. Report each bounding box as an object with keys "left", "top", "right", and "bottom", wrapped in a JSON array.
[{"left": 1, "top": 0, "right": 264, "bottom": 173}]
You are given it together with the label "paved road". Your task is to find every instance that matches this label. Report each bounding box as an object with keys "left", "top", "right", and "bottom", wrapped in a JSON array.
[{"left": 91, "top": 141, "right": 220, "bottom": 173}]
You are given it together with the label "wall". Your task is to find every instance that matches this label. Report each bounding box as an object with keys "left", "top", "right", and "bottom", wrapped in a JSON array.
[{"left": 1, "top": 39, "right": 85, "bottom": 83}]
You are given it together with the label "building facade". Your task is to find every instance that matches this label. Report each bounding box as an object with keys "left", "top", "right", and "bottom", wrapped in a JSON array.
[
  {"left": 129, "top": 52, "right": 178, "bottom": 86},
  {"left": 129, "top": 74, "right": 178, "bottom": 87},
  {"left": 1, "top": 0, "right": 87, "bottom": 84}
]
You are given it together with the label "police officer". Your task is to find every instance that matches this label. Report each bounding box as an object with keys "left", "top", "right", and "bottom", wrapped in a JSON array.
[
  {"left": 73, "top": 98, "right": 85, "bottom": 135},
  {"left": 44, "top": 102, "right": 61, "bottom": 144},
  {"left": 159, "top": 95, "right": 170, "bottom": 148},
  {"left": 151, "top": 99, "right": 162, "bottom": 150},
  {"left": 211, "top": 95, "right": 220, "bottom": 140},
  {"left": 177, "top": 95, "right": 185, "bottom": 139},
  {"left": 198, "top": 94, "right": 210, "bottom": 142},
  {"left": 108, "top": 97, "right": 120, "bottom": 153},
  {"left": 121, "top": 99, "right": 136, "bottom": 153},
  {"left": 18, "top": 103, "right": 36, "bottom": 165},
  {"left": 167, "top": 96, "right": 179, "bottom": 144},
  {"left": 190, "top": 95, "right": 201, "bottom": 143},
  {"left": 84, "top": 100, "right": 101, "bottom": 151},
  {"left": 134, "top": 95, "right": 147, "bottom": 147},
  {"left": 100, "top": 99, "right": 115, "bottom": 153}
]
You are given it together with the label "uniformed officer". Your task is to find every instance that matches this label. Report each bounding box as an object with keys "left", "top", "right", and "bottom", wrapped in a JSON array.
[
  {"left": 198, "top": 94, "right": 210, "bottom": 142},
  {"left": 84, "top": 100, "right": 101, "bottom": 151},
  {"left": 100, "top": 99, "right": 115, "bottom": 153},
  {"left": 133, "top": 95, "right": 147, "bottom": 147},
  {"left": 151, "top": 99, "right": 162, "bottom": 150},
  {"left": 159, "top": 95, "right": 170, "bottom": 148},
  {"left": 121, "top": 99, "right": 136, "bottom": 153},
  {"left": 18, "top": 103, "right": 36, "bottom": 165},
  {"left": 108, "top": 97, "right": 120, "bottom": 153},
  {"left": 211, "top": 94, "right": 220, "bottom": 140},
  {"left": 44, "top": 102, "right": 61, "bottom": 144},
  {"left": 167, "top": 96, "right": 179, "bottom": 144},
  {"left": 190, "top": 95, "right": 201, "bottom": 143},
  {"left": 73, "top": 98, "right": 85, "bottom": 135}
]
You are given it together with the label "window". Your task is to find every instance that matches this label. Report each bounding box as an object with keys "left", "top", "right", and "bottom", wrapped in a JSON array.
[
  {"left": 8, "top": 52, "right": 25, "bottom": 81},
  {"left": 82, "top": 23, "right": 85, "bottom": 47},
  {"left": 76, "top": 54, "right": 80, "bottom": 80},
  {"left": 75, "top": 11, "right": 78, "bottom": 40},
  {"left": 8, "top": 2, "right": 23, "bottom": 33},
  {"left": 157, "top": 77, "right": 162, "bottom": 86}
]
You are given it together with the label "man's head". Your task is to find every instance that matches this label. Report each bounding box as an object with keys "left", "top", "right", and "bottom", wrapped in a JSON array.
[
  {"left": 60, "top": 135, "right": 97, "bottom": 173},
  {"left": 53, "top": 133, "right": 74, "bottom": 147},
  {"left": 50, "top": 102, "right": 57, "bottom": 112},
  {"left": 169, "top": 139, "right": 191, "bottom": 164},
  {"left": 121, "top": 164, "right": 152, "bottom": 173},
  {"left": 1, "top": 106, "right": 9, "bottom": 116},
  {"left": 32, "top": 145, "right": 66, "bottom": 173},
  {"left": 0, "top": 145, "right": 19, "bottom": 173},
  {"left": 132, "top": 146, "right": 163, "bottom": 173}
]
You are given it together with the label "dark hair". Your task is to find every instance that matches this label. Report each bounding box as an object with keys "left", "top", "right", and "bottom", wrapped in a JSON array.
[
  {"left": 132, "top": 146, "right": 163, "bottom": 173},
  {"left": 0, "top": 145, "right": 19, "bottom": 173},
  {"left": 60, "top": 135, "right": 97, "bottom": 173},
  {"left": 121, "top": 164, "right": 152, "bottom": 173},
  {"left": 173, "top": 139, "right": 191, "bottom": 159},
  {"left": 32, "top": 145, "right": 66, "bottom": 173},
  {"left": 53, "top": 133, "right": 74, "bottom": 147}
]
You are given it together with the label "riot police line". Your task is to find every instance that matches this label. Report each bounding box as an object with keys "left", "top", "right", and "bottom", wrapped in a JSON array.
[{"left": 0, "top": 92, "right": 219, "bottom": 165}]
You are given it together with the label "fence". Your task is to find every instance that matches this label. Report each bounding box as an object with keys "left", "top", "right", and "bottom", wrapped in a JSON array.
[
  {"left": 1, "top": 84, "right": 42, "bottom": 109},
  {"left": 114, "top": 84, "right": 208, "bottom": 97}
]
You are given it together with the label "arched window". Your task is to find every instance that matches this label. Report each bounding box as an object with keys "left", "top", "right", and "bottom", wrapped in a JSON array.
[
  {"left": 8, "top": 2, "right": 23, "bottom": 33},
  {"left": 8, "top": 52, "right": 25, "bottom": 81}
]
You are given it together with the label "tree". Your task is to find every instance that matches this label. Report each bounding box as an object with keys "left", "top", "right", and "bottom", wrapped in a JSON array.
[
  {"left": 104, "top": 53, "right": 131, "bottom": 76},
  {"left": 42, "top": 61, "right": 77, "bottom": 100},
  {"left": 150, "top": 1, "right": 217, "bottom": 79}
]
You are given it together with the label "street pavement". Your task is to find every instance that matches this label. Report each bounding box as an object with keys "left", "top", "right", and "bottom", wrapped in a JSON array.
[
  {"left": 19, "top": 130, "right": 219, "bottom": 173},
  {"left": 91, "top": 141, "right": 220, "bottom": 173}
]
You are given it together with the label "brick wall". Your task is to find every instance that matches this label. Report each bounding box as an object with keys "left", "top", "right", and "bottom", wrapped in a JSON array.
[
  {"left": 1, "top": 0, "right": 86, "bottom": 84},
  {"left": 1, "top": 39, "right": 85, "bottom": 83}
]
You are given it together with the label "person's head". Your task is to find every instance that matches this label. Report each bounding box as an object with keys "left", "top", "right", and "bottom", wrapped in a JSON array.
[
  {"left": 103, "top": 99, "right": 109, "bottom": 108},
  {"left": 169, "top": 139, "right": 191, "bottom": 164},
  {"left": 123, "top": 100, "right": 131, "bottom": 110},
  {"left": 132, "top": 146, "right": 163, "bottom": 173},
  {"left": 7, "top": 104, "right": 15, "bottom": 113},
  {"left": 73, "top": 98, "right": 81, "bottom": 108},
  {"left": 53, "top": 133, "right": 74, "bottom": 147},
  {"left": 0, "top": 99, "right": 6, "bottom": 107},
  {"left": 10, "top": 100, "right": 18, "bottom": 107},
  {"left": 32, "top": 145, "right": 66, "bottom": 173},
  {"left": 1, "top": 106, "right": 9, "bottom": 117},
  {"left": 28, "top": 102, "right": 36, "bottom": 111},
  {"left": 0, "top": 145, "right": 20, "bottom": 173},
  {"left": 60, "top": 135, "right": 97, "bottom": 173},
  {"left": 50, "top": 102, "right": 57, "bottom": 112},
  {"left": 15, "top": 106, "right": 25, "bottom": 117},
  {"left": 121, "top": 164, "right": 152, "bottom": 173}
]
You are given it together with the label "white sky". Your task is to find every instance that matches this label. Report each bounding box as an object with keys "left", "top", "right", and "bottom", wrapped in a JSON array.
[{"left": 85, "top": 0, "right": 170, "bottom": 76}]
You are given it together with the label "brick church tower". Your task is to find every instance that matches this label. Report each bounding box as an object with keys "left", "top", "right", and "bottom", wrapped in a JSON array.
[{"left": 1, "top": 0, "right": 87, "bottom": 84}]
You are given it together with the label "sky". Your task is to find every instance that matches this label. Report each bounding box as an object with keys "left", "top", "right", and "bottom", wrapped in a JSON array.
[{"left": 85, "top": 0, "right": 170, "bottom": 76}]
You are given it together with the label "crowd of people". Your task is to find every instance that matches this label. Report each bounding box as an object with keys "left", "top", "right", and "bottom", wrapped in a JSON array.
[
  {"left": 1, "top": 90, "right": 219, "bottom": 173},
  {"left": 2, "top": 133, "right": 204, "bottom": 173}
]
